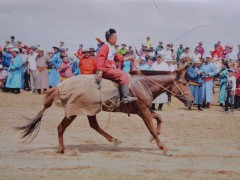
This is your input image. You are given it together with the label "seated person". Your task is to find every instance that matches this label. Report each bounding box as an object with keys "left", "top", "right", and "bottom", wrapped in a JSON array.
[{"left": 59, "top": 55, "right": 73, "bottom": 82}]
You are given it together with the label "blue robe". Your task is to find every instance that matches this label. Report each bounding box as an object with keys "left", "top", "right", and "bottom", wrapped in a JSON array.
[
  {"left": 122, "top": 61, "right": 133, "bottom": 73},
  {"left": 187, "top": 66, "right": 204, "bottom": 104},
  {"left": 49, "top": 52, "right": 61, "bottom": 87},
  {"left": 6, "top": 55, "right": 22, "bottom": 88},
  {"left": 136, "top": 63, "right": 150, "bottom": 70},
  {"left": 2, "top": 52, "right": 12, "bottom": 68},
  {"left": 218, "top": 68, "right": 228, "bottom": 104},
  {"left": 72, "top": 59, "right": 80, "bottom": 75},
  {"left": 201, "top": 62, "right": 217, "bottom": 103}
]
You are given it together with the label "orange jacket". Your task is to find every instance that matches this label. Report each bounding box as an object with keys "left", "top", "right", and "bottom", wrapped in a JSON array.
[{"left": 79, "top": 56, "right": 97, "bottom": 74}]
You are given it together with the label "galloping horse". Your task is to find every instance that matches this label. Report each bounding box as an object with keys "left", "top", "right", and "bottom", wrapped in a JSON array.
[{"left": 17, "top": 67, "right": 193, "bottom": 156}]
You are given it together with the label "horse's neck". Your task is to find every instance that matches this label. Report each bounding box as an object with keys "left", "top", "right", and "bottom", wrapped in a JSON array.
[{"left": 145, "top": 75, "right": 174, "bottom": 99}]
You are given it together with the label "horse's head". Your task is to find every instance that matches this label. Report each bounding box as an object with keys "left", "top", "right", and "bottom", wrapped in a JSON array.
[{"left": 170, "top": 65, "right": 194, "bottom": 108}]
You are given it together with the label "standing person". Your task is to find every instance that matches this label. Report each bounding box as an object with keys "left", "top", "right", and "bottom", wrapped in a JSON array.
[
  {"left": 225, "top": 68, "right": 236, "bottom": 112},
  {"left": 187, "top": 60, "right": 204, "bottom": 110},
  {"left": 192, "top": 48, "right": 201, "bottom": 63},
  {"left": 79, "top": 49, "right": 97, "bottom": 74},
  {"left": 118, "top": 44, "right": 127, "bottom": 55},
  {"left": 197, "top": 41, "right": 204, "bottom": 58},
  {"left": 217, "top": 41, "right": 224, "bottom": 53},
  {"left": 165, "top": 58, "right": 177, "bottom": 105},
  {"left": 150, "top": 53, "right": 169, "bottom": 111},
  {"left": 119, "top": 51, "right": 134, "bottom": 73},
  {"left": 10, "top": 36, "right": 17, "bottom": 48},
  {"left": 35, "top": 47, "right": 50, "bottom": 94},
  {"left": 5, "top": 48, "right": 22, "bottom": 94},
  {"left": 201, "top": 54, "right": 217, "bottom": 108},
  {"left": 144, "top": 49, "right": 154, "bottom": 67},
  {"left": 226, "top": 46, "right": 237, "bottom": 63},
  {"left": 49, "top": 46, "right": 61, "bottom": 87},
  {"left": 135, "top": 57, "right": 150, "bottom": 70},
  {"left": 27, "top": 46, "right": 37, "bottom": 93},
  {"left": 176, "top": 44, "right": 184, "bottom": 64},
  {"left": 163, "top": 44, "right": 172, "bottom": 61},
  {"left": 234, "top": 58, "right": 240, "bottom": 110},
  {"left": 2, "top": 45, "right": 13, "bottom": 68},
  {"left": 96, "top": 28, "right": 137, "bottom": 103},
  {"left": 76, "top": 44, "right": 83, "bottom": 59},
  {"left": 59, "top": 56, "right": 73, "bottom": 81},
  {"left": 218, "top": 61, "right": 229, "bottom": 106},
  {"left": 146, "top": 36, "right": 152, "bottom": 49}
]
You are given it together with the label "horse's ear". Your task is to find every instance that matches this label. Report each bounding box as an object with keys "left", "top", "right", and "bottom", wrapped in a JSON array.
[{"left": 176, "top": 64, "right": 189, "bottom": 80}]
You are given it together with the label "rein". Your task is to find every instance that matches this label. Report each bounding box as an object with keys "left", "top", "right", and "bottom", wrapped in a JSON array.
[{"left": 138, "top": 71, "right": 191, "bottom": 98}]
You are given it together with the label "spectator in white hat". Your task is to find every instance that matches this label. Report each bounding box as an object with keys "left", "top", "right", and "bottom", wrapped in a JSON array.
[
  {"left": 5, "top": 48, "right": 22, "bottom": 94},
  {"left": 27, "top": 46, "right": 38, "bottom": 93}
]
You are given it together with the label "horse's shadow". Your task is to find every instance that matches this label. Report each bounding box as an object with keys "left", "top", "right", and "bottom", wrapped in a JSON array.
[{"left": 18, "top": 143, "right": 163, "bottom": 155}]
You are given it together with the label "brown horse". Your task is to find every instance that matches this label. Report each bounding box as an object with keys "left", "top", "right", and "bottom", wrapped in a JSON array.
[{"left": 17, "top": 68, "right": 193, "bottom": 156}]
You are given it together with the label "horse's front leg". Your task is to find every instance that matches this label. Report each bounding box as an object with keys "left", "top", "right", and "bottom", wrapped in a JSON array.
[
  {"left": 138, "top": 107, "right": 171, "bottom": 156},
  {"left": 150, "top": 111, "right": 163, "bottom": 142}
]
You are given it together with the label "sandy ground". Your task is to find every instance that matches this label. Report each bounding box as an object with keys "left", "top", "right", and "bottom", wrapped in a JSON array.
[{"left": 0, "top": 90, "right": 240, "bottom": 180}]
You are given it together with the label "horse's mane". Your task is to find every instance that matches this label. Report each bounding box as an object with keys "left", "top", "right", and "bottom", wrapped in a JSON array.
[{"left": 130, "top": 70, "right": 173, "bottom": 76}]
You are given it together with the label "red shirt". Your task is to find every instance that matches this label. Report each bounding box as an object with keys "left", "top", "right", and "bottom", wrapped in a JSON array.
[
  {"left": 211, "top": 49, "right": 222, "bottom": 58},
  {"left": 79, "top": 56, "right": 97, "bottom": 74},
  {"left": 96, "top": 44, "right": 124, "bottom": 71}
]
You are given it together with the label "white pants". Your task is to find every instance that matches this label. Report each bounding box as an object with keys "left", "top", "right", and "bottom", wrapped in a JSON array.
[{"left": 30, "top": 70, "right": 36, "bottom": 91}]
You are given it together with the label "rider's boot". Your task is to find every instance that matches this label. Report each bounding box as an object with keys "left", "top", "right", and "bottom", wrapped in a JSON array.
[{"left": 120, "top": 85, "right": 138, "bottom": 103}]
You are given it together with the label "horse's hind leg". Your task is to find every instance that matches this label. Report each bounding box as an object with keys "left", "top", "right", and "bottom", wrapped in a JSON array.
[
  {"left": 87, "top": 115, "right": 122, "bottom": 146},
  {"left": 150, "top": 111, "right": 162, "bottom": 142},
  {"left": 57, "top": 115, "right": 77, "bottom": 153}
]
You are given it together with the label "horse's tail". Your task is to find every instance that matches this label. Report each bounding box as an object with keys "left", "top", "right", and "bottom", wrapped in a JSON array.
[{"left": 16, "top": 87, "right": 60, "bottom": 142}]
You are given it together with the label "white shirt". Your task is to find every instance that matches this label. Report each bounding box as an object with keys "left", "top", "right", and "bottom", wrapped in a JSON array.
[
  {"left": 163, "top": 49, "right": 172, "bottom": 61},
  {"left": 192, "top": 53, "right": 201, "bottom": 62},
  {"left": 226, "top": 52, "right": 237, "bottom": 62},
  {"left": 106, "top": 42, "right": 116, "bottom": 61},
  {"left": 167, "top": 64, "right": 177, "bottom": 72},
  {"left": 227, "top": 76, "right": 236, "bottom": 91},
  {"left": 28, "top": 52, "right": 37, "bottom": 70},
  {"left": 151, "top": 61, "right": 169, "bottom": 71},
  {"left": 180, "top": 52, "right": 192, "bottom": 59}
]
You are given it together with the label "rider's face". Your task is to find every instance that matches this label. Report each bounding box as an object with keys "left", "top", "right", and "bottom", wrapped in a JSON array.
[{"left": 109, "top": 33, "right": 117, "bottom": 45}]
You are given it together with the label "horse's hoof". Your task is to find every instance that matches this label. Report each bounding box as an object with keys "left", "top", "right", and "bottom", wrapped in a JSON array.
[
  {"left": 113, "top": 139, "right": 122, "bottom": 146},
  {"left": 163, "top": 150, "right": 173, "bottom": 156},
  {"left": 57, "top": 149, "right": 64, "bottom": 154}
]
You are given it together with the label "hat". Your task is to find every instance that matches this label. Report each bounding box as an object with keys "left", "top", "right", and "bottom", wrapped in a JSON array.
[
  {"left": 204, "top": 54, "right": 212, "bottom": 58},
  {"left": 146, "top": 36, "right": 150, "bottom": 39},
  {"left": 167, "top": 44, "right": 171, "bottom": 47},
  {"left": 17, "top": 41, "right": 22, "bottom": 43},
  {"left": 12, "top": 48, "right": 19, "bottom": 52},
  {"left": 5, "top": 41, "right": 10, "bottom": 43},
  {"left": 83, "top": 48, "right": 91, "bottom": 53},
  {"left": 89, "top": 48, "right": 96, "bottom": 52},
  {"left": 180, "top": 43, "right": 183, "bottom": 46},
  {"left": 198, "top": 41, "right": 203, "bottom": 45},
  {"left": 156, "top": 53, "right": 163, "bottom": 58},
  {"left": 165, "top": 59, "right": 173, "bottom": 62},
  {"left": 37, "top": 47, "right": 44, "bottom": 52},
  {"left": 52, "top": 46, "right": 60, "bottom": 50},
  {"left": 142, "top": 44, "right": 147, "bottom": 47},
  {"left": 10, "top": 36, "right": 15, "bottom": 39},
  {"left": 60, "top": 48, "right": 66, "bottom": 52},
  {"left": 145, "top": 48, "right": 150, "bottom": 52},
  {"left": 115, "top": 44, "right": 119, "bottom": 47},
  {"left": 128, "top": 46, "right": 132, "bottom": 48},
  {"left": 60, "top": 41, "right": 64, "bottom": 43},
  {"left": 0, "top": 64, "right": 3, "bottom": 69},
  {"left": 140, "top": 57, "right": 146, "bottom": 61},
  {"left": 29, "top": 45, "right": 36, "bottom": 50},
  {"left": 6, "top": 45, "right": 13, "bottom": 49},
  {"left": 214, "top": 44, "right": 218, "bottom": 47},
  {"left": 194, "top": 60, "right": 201, "bottom": 64},
  {"left": 159, "top": 41, "right": 163, "bottom": 44},
  {"left": 228, "top": 68, "right": 236, "bottom": 73},
  {"left": 121, "top": 43, "right": 126, "bottom": 46}
]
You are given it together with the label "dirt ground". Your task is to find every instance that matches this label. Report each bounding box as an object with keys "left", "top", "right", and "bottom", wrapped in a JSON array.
[{"left": 0, "top": 89, "right": 240, "bottom": 180}]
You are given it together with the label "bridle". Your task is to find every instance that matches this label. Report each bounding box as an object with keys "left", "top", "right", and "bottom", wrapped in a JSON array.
[{"left": 139, "top": 71, "right": 191, "bottom": 98}]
